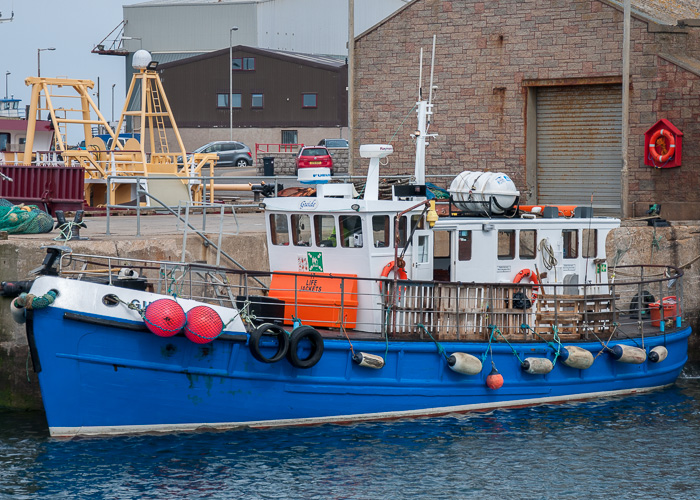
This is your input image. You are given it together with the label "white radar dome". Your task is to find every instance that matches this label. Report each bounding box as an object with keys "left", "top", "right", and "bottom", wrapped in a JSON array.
[{"left": 132, "top": 50, "right": 153, "bottom": 70}]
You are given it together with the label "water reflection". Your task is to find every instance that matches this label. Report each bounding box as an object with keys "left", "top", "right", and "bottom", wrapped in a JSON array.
[{"left": 1, "top": 379, "right": 698, "bottom": 499}]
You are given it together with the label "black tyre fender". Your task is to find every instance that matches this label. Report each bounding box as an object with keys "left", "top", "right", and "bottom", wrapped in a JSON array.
[
  {"left": 286, "top": 326, "right": 324, "bottom": 369},
  {"left": 249, "top": 323, "right": 289, "bottom": 363}
]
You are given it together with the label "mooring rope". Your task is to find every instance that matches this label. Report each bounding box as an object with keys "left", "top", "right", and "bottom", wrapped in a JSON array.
[{"left": 417, "top": 323, "right": 448, "bottom": 361}]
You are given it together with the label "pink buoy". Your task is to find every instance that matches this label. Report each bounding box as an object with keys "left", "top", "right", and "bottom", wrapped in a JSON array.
[
  {"left": 486, "top": 365, "right": 504, "bottom": 390},
  {"left": 185, "top": 306, "right": 223, "bottom": 344},
  {"left": 144, "top": 299, "right": 186, "bottom": 337}
]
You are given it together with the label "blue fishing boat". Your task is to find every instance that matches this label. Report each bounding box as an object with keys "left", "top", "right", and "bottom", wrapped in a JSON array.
[{"left": 9, "top": 40, "right": 690, "bottom": 437}]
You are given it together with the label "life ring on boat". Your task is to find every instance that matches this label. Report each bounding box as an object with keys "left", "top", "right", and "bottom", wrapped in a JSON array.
[
  {"left": 379, "top": 260, "right": 409, "bottom": 295},
  {"left": 513, "top": 269, "right": 539, "bottom": 302},
  {"left": 286, "top": 325, "right": 324, "bottom": 369},
  {"left": 649, "top": 129, "right": 676, "bottom": 163},
  {"left": 249, "top": 323, "right": 290, "bottom": 363},
  {"left": 381, "top": 260, "right": 408, "bottom": 280}
]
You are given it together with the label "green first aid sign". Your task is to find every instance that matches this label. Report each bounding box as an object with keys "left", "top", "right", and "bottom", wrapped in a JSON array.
[{"left": 308, "top": 252, "right": 323, "bottom": 272}]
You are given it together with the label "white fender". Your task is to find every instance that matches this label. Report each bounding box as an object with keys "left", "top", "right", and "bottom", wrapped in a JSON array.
[
  {"left": 521, "top": 357, "right": 554, "bottom": 374},
  {"left": 447, "top": 352, "right": 483, "bottom": 375},
  {"left": 353, "top": 352, "right": 385, "bottom": 369},
  {"left": 561, "top": 346, "right": 594, "bottom": 370},
  {"left": 610, "top": 344, "right": 647, "bottom": 364},
  {"left": 10, "top": 298, "right": 26, "bottom": 324},
  {"left": 648, "top": 346, "right": 668, "bottom": 363}
]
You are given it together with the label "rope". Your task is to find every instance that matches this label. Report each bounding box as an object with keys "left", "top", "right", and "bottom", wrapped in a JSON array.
[
  {"left": 53, "top": 221, "right": 83, "bottom": 241},
  {"left": 538, "top": 239, "right": 557, "bottom": 270},
  {"left": 417, "top": 323, "right": 449, "bottom": 361},
  {"left": 481, "top": 325, "right": 524, "bottom": 364},
  {"left": 14, "top": 290, "right": 57, "bottom": 310},
  {"left": 521, "top": 323, "right": 562, "bottom": 366},
  {"left": 387, "top": 103, "right": 418, "bottom": 144}
]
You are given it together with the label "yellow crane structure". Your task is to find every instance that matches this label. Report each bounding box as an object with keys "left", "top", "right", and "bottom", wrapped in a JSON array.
[{"left": 23, "top": 50, "right": 216, "bottom": 208}]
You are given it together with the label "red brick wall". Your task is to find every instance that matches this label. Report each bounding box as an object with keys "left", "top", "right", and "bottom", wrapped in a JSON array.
[{"left": 354, "top": 0, "right": 700, "bottom": 219}]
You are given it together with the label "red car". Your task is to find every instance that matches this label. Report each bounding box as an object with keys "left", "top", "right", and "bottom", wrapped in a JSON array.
[{"left": 296, "top": 146, "right": 333, "bottom": 175}]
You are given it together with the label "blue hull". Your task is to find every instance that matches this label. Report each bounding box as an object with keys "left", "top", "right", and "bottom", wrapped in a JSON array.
[{"left": 29, "top": 298, "right": 691, "bottom": 437}]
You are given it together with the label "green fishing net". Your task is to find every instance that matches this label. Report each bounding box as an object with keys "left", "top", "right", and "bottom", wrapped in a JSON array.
[{"left": 0, "top": 199, "right": 54, "bottom": 234}]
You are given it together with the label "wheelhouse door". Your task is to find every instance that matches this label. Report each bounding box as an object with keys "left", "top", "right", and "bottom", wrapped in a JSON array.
[{"left": 411, "top": 229, "right": 433, "bottom": 281}]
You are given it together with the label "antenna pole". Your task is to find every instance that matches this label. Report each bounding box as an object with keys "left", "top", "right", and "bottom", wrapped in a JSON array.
[
  {"left": 418, "top": 48, "right": 423, "bottom": 101},
  {"left": 428, "top": 35, "right": 436, "bottom": 106}
]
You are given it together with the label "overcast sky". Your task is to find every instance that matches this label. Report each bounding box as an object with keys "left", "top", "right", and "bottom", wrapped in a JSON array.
[{"left": 0, "top": 0, "right": 141, "bottom": 128}]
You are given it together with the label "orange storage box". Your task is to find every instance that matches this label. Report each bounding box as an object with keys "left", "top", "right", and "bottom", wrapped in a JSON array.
[
  {"left": 268, "top": 273, "right": 358, "bottom": 329},
  {"left": 649, "top": 296, "right": 678, "bottom": 327}
]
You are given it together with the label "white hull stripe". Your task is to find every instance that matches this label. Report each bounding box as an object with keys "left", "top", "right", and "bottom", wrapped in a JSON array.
[{"left": 49, "top": 384, "right": 669, "bottom": 438}]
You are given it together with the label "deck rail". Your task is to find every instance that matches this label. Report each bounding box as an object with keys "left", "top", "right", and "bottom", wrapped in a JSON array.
[{"left": 55, "top": 254, "right": 683, "bottom": 342}]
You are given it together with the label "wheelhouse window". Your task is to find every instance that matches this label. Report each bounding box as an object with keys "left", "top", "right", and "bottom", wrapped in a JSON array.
[
  {"left": 372, "top": 215, "right": 390, "bottom": 248},
  {"left": 0, "top": 133, "right": 9, "bottom": 152},
  {"left": 582, "top": 229, "right": 597, "bottom": 258},
  {"left": 519, "top": 230, "right": 537, "bottom": 260},
  {"left": 232, "top": 57, "right": 255, "bottom": 71},
  {"left": 269, "top": 214, "right": 289, "bottom": 246},
  {"left": 302, "top": 93, "right": 317, "bottom": 108},
  {"left": 498, "top": 230, "right": 515, "bottom": 260},
  {"left": 291, "top": 214, "right": 311, "bottom": 247},
  {"left": 314, "top": 215, "right": 336, "bottom": 247},
  {"left": 563, "top": 230, "right": 579, "bottom": 259},
  {"left": 251, "top": 93, "right": 263, "bottom": 108},
  {"left": 458, "top": 230, "right": 472, "bottom": 261},
  {"left": 340, "top": 215, "right": 363, "bottom": 248}
]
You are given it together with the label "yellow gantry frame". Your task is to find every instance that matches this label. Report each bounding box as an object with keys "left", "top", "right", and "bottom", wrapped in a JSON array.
[{"left": 23, "top": 70, "right": 217, "bottom": 207}]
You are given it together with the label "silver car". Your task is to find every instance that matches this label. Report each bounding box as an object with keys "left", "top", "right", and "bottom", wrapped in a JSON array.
[{"left": 192, "top": 141, "right": 253, "bottom": 167}]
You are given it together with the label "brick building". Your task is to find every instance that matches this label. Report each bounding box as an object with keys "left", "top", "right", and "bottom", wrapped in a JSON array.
[{"left": 352, "top": 0, "right": 700, "bottom": 219}]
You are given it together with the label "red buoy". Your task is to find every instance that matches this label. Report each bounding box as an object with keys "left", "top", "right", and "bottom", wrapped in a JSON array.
[
  {"left": 144, "top": 299, "right": 186, "bottom": 337},
  {"left": 185, "top": 306, "right": 223, "bottom": 344},
  {"left": 486, "top": 366, "right": 504, "bottom": 390}
]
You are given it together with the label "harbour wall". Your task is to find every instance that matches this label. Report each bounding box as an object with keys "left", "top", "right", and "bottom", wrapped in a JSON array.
[{"left": 0, "top": 223, "right": 698, "bottom": 410}]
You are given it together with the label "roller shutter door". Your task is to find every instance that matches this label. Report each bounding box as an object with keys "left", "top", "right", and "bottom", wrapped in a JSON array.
[{"left": 536, "top": 85, "right": 622, "bottom": 216}]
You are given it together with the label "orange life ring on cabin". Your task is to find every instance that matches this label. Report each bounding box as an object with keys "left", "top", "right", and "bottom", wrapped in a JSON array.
[
  {"left": 379, "top": 260, "right": 409, "bottom": 296},
  {"left": 381, "top": 261, "right": 408, "bottom": 280},
  {"left": 649, "top": 129, "right": 676, "bottom": 163},
  {"left": 513, "top": 269, "right": 539, "bottom": 301}
]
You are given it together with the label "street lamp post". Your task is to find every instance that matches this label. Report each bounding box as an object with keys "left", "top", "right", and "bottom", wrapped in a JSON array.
[
  {"left": 112, "top": 83, "right": 116, "bottom": 123},
  {"left": 229, "top": 26, "right": 239, "bottom": 141},
  {"left": 4, "top": 71, "right": 9, "bottom": 99},
  {"left": 37, "top": 47, "right": 56, "bottom": 77}
]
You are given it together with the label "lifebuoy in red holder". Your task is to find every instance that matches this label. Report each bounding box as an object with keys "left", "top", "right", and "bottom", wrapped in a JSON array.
[
  {"left": 649, "top": 128, "right": 676, "bottom": 163},
  {"left": 513, "top": 269, "right": 539, "bottom": 302}
]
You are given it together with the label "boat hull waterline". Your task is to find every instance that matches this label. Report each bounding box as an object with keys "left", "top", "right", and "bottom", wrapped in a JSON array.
[{"left": 28, "top": 277, "right": 690, "bottom": 438}]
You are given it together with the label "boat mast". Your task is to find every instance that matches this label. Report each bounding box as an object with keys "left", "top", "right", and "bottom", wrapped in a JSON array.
[{"left": 413, "top": 35, "right": 437, "bottom": 185}]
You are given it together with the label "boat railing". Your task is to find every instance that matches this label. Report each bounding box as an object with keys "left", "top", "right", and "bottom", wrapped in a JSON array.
[{"left": 54, "top": 254, "right": 683, "bottom": 341}]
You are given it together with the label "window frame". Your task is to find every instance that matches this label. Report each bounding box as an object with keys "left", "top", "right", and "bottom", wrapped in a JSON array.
[
  {"left": 232, "top": 57, "right": 255, "bottom": 71},
  {"left": 302, "top": 93, "right": 318, "bottom": 108},
  {"left": 251, "top": 93, "right": 264, "bottom": 109},
  {"left": 497, "top": 230, "right": 516, "bottom": 260}
]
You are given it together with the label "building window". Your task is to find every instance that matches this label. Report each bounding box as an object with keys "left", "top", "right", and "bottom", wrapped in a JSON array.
[
  {"left": 519, "top": 230, "right": 537, "bottom": 259},
  {"left": 217, "top": 93, "right": 241, "bottom": 108},
  {"left": 498, "top": 230, "right": 515, "bottom": 260},
  {"left": 302, "top": 93, "right": 317, "bottom": 108},
  {"left": 282, "top": 130, "right": 298, "bottom": 144},
  {"left": 251, "top": 93, "right": 263, "bottom": 108},
  {"left": 232, "top": 57, "right": 255, "bottom": 71}
]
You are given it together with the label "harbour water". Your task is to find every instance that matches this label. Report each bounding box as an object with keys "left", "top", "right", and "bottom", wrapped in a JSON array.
[{"left": 2, "top": 372, "right": 699, "bottom": 499}]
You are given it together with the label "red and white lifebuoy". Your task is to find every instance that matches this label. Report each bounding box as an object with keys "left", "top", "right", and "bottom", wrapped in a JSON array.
[
  {"left": 513, "top": 268, "right": 539, "bottom": 301},
  {"left": 379, "top": 260, "right": 408, "bottom": 295},
  {"left": 381, "top": 261, "right": 408, "bottom": 280},
  {"left": 649, "top": 128, "right": 676, "bottom": 163}
]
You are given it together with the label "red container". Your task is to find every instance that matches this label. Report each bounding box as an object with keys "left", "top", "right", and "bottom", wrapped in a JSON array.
[
  {"left": 0, "top": 164, "right": 84, "bottom": 215},
  {"left": 649, "top": 296, "right": 678, "bottom": 327}
]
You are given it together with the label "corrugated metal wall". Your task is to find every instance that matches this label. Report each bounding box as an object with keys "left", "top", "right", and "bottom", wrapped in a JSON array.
[
  {"left": 124, "top": 0, "right": 407, "bottom": 57},
  {"left": 536, "top": 85, "right": 622, "bottom": 215}
]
